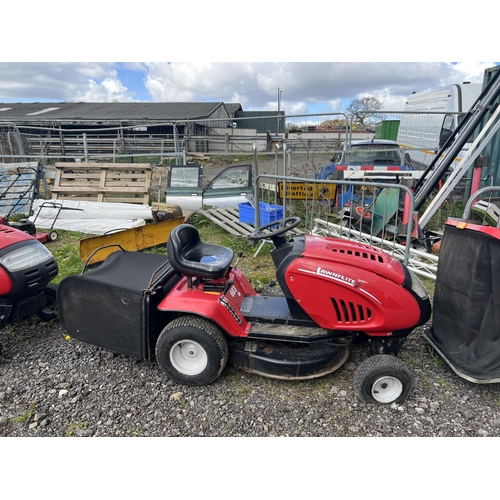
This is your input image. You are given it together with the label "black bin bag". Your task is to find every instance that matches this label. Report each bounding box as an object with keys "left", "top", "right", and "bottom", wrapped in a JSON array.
[{"left": 425, "top": 221, "right": 500, "bottom": 382}]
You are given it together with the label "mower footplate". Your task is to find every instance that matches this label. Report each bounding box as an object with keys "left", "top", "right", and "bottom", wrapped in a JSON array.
[
  {"left": 228, "top": 339, "right": 350, "bottom": 380},
  {"left": 247, "top": 322, "right": 343, "bottom": 342},
  {"left": 240, "top": 295, "right": 315, "bottom": 326}
]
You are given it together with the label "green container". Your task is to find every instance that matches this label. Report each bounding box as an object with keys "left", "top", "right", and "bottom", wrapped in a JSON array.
[{"left": 375, "top": 120, "right": 400, "bottom": 141}]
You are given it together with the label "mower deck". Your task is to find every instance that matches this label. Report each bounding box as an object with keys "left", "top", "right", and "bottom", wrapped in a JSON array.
[
  {"left": 228, "top": 337, "right": 351, "bottom": 380},
  {"left": 233, "top": 295, "right": 352, "bottom": 379}
]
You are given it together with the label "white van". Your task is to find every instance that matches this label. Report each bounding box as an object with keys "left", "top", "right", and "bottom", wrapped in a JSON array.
[{"left": 397, "top": 83, "right": 481, "bottom": 169}]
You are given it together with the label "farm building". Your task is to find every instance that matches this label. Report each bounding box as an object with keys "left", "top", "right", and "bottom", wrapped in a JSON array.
[{"left": 0, "top": 101, "right": 260, "bottom": 160}]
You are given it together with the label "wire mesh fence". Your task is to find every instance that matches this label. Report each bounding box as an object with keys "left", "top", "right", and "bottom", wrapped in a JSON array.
[
  {"left": 0, "top": 109, "right": 495, "bottom": 241},
  {"left": 251, "top": 174, "right": 442, "bottom": 280}
]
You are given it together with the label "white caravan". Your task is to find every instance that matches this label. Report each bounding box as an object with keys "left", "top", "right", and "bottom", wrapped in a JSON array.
[{"left": 397, "top": 83, "right": 482, "bottom": 169}]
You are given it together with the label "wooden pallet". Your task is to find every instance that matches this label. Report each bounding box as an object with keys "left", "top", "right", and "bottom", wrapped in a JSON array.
[
  {"left": 198, "top": 207, "right": 256, "bottom": 238},
  {"left": 198, "top": 206, "right": 304, "bottom": 256},
  {"left": 50, "top": 162, "right": 152, "bottom": 204}
]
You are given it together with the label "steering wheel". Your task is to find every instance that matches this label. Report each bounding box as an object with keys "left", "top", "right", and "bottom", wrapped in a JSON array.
[{"left": 248, "top": 216, "right": 301, "bottom": 241}]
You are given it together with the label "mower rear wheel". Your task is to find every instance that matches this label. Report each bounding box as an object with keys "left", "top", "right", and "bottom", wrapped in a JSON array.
[
  {"left": 353, "top": 354, "right": 413, "bottom": 405},
  {"left": 156, "top": 315, "right": 228, "bottom": 386},
  {"left": 47, "top": 230, "right": 58, "bottom": 242},
  {"left": 38, "top": 283, "right": 58, "bottom": 322}
]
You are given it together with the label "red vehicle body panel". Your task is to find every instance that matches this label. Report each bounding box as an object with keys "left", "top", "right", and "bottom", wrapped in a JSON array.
[
  {"left": 446, "top": 218, "right": 500, "bottom": 239},
  {"left": 158, "top": 236, "right": 421, "bottom": 338},
  {"left": 158, "top": 267, "right": 257, "bottom": 337},
  {"left": 0, "top": 224, "right": 35, "bottom": 249}
]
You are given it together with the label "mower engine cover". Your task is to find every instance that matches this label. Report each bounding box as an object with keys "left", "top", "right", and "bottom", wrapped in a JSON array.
[
  {"left": 282, "top": 235, "right": 430, "bottom": 334},
  {"left": 0, "top": 225, "right": 58, "bottom": 326}
]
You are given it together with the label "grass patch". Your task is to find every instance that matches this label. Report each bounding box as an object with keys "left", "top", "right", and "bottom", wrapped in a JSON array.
[
  {"left": 11, "top": 403, "right": 37, "bottom": 424},
  {"left": 427, "top": 346, "right": 449, "bottom": 369},
  {"left": 65, "top": 421, "right": 88, "bottom": 437},
  {"left": 50, "top": 243, "right": 84, "bottom": 283},
  {"left": 0, "top": 323, "right": 25, "bottom": 344}
]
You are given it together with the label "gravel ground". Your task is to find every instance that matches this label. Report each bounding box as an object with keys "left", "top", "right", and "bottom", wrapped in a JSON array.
[{"left": 2, "top": 309, "right": 500, "bottom": 438}]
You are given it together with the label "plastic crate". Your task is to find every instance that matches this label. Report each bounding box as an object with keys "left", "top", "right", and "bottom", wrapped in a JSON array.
[{"left": 238, "top": 202, "right": 283, "bottom": 225}]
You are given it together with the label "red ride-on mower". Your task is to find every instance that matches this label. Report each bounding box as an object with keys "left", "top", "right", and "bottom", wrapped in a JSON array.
[
  {"left": 58, "top": 217, "right": 431, "bottom": 404},
  {"left": 0, "top": 224, "right": 59, "bottom": 354}
]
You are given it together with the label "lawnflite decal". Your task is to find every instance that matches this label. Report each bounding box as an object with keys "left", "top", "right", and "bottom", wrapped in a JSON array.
[
  {"left": 219, "top": 295, "right": 243, "bottom": 325},
  {"left": 298, "top": 266, "right": 357, "bottom": 287},
  {"left": 298, "top": 267, "right": 382, "bottom": 304}
]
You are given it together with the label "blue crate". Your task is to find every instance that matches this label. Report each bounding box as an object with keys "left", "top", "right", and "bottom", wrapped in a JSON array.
[{"left": 238, "top": 202, "right": 283, "bottom": 225}]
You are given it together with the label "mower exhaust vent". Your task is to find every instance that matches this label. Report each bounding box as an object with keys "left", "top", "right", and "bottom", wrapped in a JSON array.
[
  {"left": 330, "top": 247, "right": 384, "bottom": 263},
  {"left": 331, "top": 298, "right": 372, "bottom": 324}
]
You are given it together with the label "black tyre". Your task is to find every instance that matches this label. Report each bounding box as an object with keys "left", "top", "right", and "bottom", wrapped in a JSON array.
[
  {"left": 47, "top": 230, "right": 58, "bottom": 242},
  {"left": 156, "top": 315, "right": 228, "bottom": 386},
  {"left": 353, "top": 354, "right": 413, "bottom": 405},
  {"left": 38, "top": 283, "right": 58, "bottom": 321}
]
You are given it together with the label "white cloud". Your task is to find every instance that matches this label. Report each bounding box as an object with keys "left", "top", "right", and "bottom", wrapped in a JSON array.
[
  {"left": 142, "top": 62, "right": 497, "bottom": 113},
  {"left": 0, "top": 62, "right": 133, "bottom": 102},
  {"left": 0, "top": 61, "right": 497, "bottom": 113},
  {"left": 442, "top": 62, "right": 496, "bottom": 85},
  {"left": 282, "top": 101, "right": 308, "bottom": 114},
  {"left": 74, "top": 78, "right": 136, "bottom": 102},
  {"left": 327, "top": 99, "right": 342, "bottom": 112}
]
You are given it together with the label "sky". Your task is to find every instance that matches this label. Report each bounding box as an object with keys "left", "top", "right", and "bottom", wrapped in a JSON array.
[
  {"left": 2, "top": 1, "right": 497, "bottom": 119},
  {"left": 0, "top": 61, "right": 496, "bottom": 116}
]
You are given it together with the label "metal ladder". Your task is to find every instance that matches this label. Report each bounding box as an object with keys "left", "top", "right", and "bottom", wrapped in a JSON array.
[{"left": 413, "top": 67, "right": 500, "bottom": 229}]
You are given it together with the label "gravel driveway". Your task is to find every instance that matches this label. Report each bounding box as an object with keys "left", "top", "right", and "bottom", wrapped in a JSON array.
[{"left": 2, "top": 315, "right": 500, "bottom": 438}]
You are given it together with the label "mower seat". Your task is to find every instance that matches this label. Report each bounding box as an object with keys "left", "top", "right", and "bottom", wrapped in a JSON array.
[{"left": 167, "top": 224, "right": 234, "bottom": 279}]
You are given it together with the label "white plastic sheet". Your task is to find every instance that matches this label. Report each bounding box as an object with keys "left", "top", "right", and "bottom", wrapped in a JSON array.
[{"left": 29, "top": 199, "right": 153, "bottom": 235}]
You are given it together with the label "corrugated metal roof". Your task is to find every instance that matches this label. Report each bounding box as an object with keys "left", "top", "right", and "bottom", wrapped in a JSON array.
[
  {"left": 0, "top": 102, "right": 243, "bottom": 122},
  {"left": 224, "top": 103, "right": 242, "bottom": 116}
]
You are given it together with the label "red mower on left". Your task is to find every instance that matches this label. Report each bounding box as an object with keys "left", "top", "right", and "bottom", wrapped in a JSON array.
[{"left": 0, "top": 224, "right": 59, "bottom": 351}]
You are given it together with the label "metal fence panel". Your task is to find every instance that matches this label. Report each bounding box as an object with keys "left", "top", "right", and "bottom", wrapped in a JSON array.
[{"left": 0, "top": 162, "right": 41, "bottom": 216}]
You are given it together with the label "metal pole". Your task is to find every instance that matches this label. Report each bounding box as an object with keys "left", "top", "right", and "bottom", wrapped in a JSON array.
[
  {"left": 253, "top": 142, "right": 258, "bottom": 179},
  {"left": 463, "top": 185, "right": 500, "bottom": 224},
  {"left": 277, "top": 88, "right": 281, "bottom": 135},
  {"left": 83, "top": 133, "right": 88, "bottom": 162}
]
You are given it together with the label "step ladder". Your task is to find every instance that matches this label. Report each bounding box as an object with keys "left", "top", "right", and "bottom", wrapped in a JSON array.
[{"left": 414, "top": 67, "right": 500, "bottom": 229}]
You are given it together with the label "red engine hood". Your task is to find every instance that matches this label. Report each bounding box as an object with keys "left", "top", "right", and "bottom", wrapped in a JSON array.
[
  {"left": 301, "top": 235, "right": 406, "bottom": 285},
  {"left": 285, "top": 235, "right": 419, "bottom": 332},
  {"left": 0, "top": 224, "right": 36, "bottom": 250}
]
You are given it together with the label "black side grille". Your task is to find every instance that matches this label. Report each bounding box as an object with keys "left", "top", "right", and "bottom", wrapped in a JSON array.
[
  {"left": 46, "top": 260, "right": 58, "bottom": 279},
  {"left": 22, "top": 259, "right": 58, "bottom": 287},
  {"left": 24, "top": 268, "right": 42, "bottom": 287},
  {"left": 331, "top": 298, "right": 372, "bottom": 324},
  {"left": 331, "top": 248, "right": 384, "bottom": 263}
]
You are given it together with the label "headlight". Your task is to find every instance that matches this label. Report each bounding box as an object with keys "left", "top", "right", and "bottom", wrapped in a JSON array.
[
  {"left": 0, "top": 243, "right": 53, "bottom": 272},
  {"left": 408, "top": 270, "right": 428, "bottom": 300}
]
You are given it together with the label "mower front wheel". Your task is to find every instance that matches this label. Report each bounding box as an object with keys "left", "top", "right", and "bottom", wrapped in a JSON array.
[
  {"left": 353, "top": 354, "right": 413, "bottom": 405},
  {"left": 156, "top": 315, "right": 228, "bottom": 386},
  {"left": 38, "top": 283, "right": 58, "bottom": 322}
]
